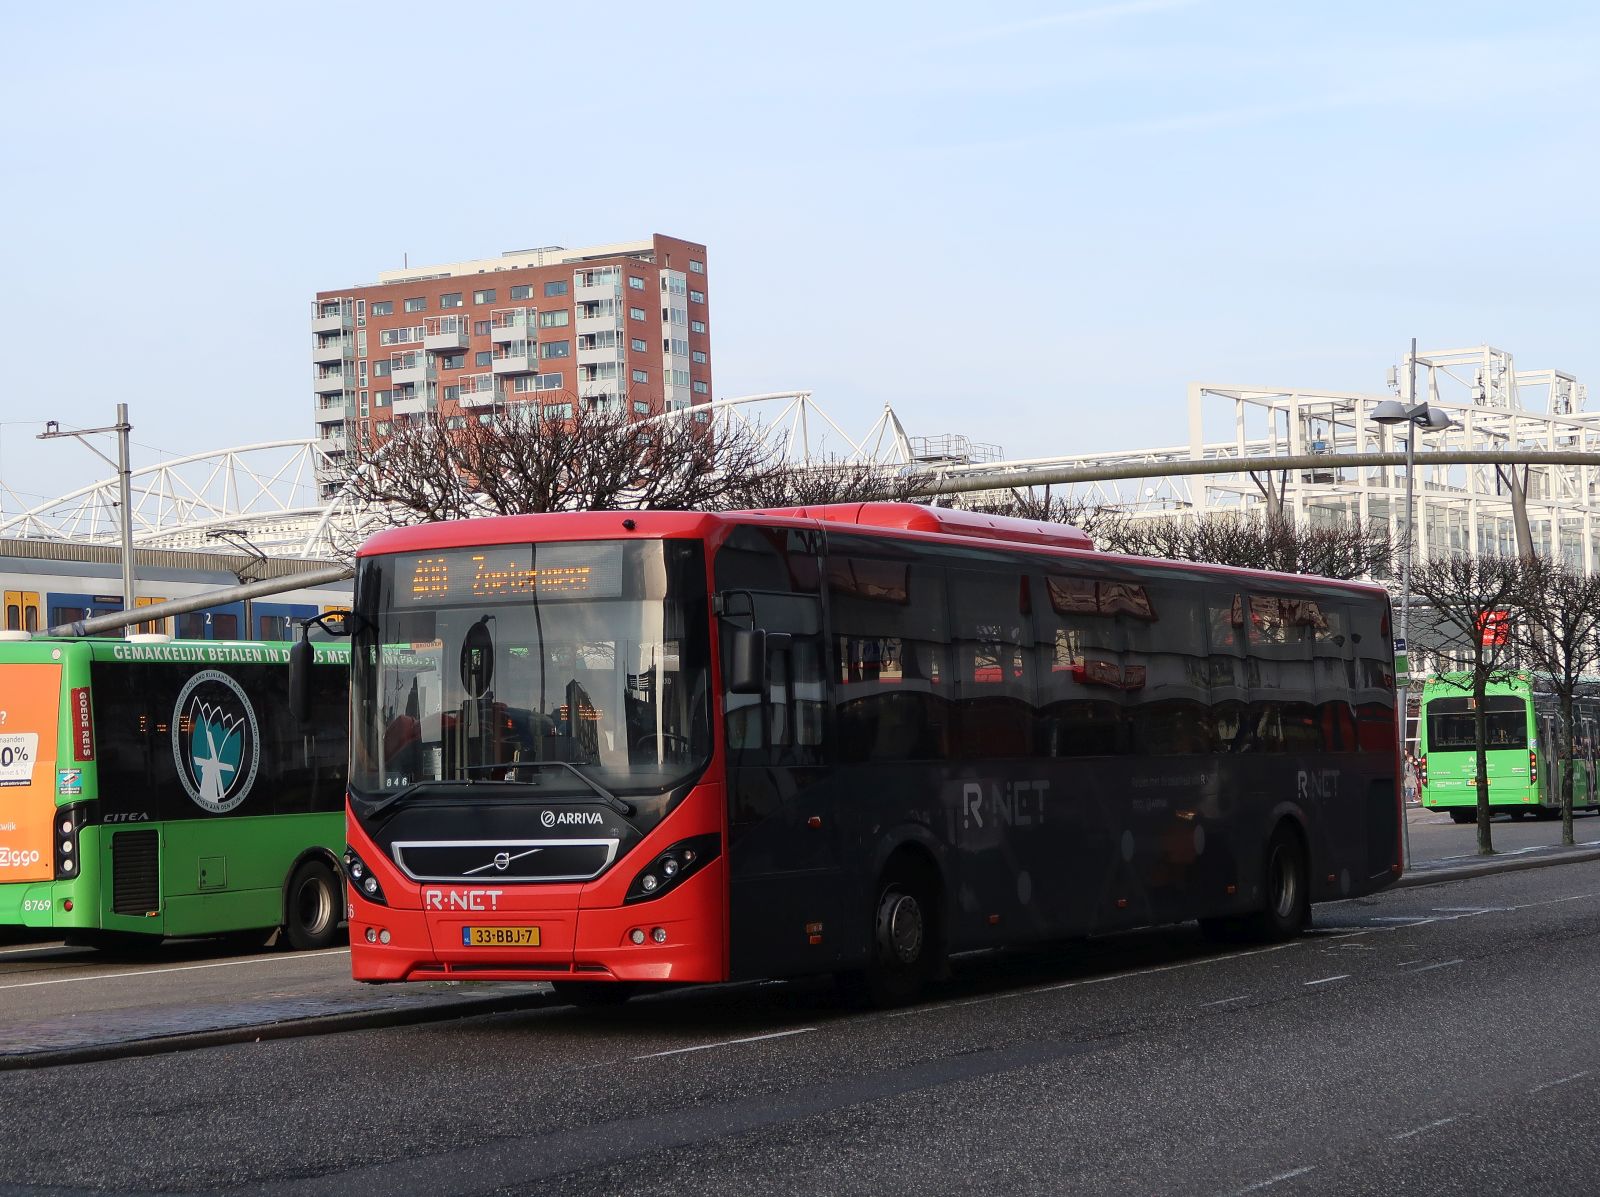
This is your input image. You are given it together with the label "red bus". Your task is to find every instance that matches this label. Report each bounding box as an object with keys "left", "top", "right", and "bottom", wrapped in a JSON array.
[{"left": 327, "top": 503, "right": 1402, "bottom": 1005}]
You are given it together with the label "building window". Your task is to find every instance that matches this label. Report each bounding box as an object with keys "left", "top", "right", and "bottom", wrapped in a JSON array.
[
  {"left": 473, "top": 288, "right": 496, "bottom": 305},
  {"left": 665, "top": 337, "right": 688, "bottom": 356},
  {"left": 403, "top": 297, "right": 425, "bottom": 313},
  {"left": 443, "top": 385, "right": 460, "bottom": 402},
  {"left": 545, "top": 280, "right": 568, "bottom": 297},
  {"left": 440, "top": 292, "right": 463, "bottom": 309},
  {"left": 628, "top": 276, "right": 645, "bottom": 290},
  {"left": 538, "top": 309, "right": 569, "bottom": 328},
  {"left": 372, "top": 360, "right": 390, "bottom": 377},
  {"left": 633, "top": 400, "right": 650, "bottom": 414},
  {"left": 630, "top": 307, "right": 646, "bottom": 321},
  {"left": 374, "top": 390, "right": 392, "bottom": 406},
  {"left": 663, "top": 307, "right": 686, "bottom": 326},
  {"left": 440, "top": 352, "right": 465, "bottom": 370},
  {"left": 661, "top": 275, "right": 686, "bottom": 296},
  {"left": 670, "top": 369, "right": 691, "bottom": 387},
  {"left": 474, "top": 319, "right": 490, "bottom": 336},
  {"left": 689, "top": 290, "right": 705, "bottom": 304},
  {"left": 632, "top": 368, "right": 649, "bottom": 384},
  {"left": 689, "top": 259, "right": 704, "bottom": 274},
  {"left": 631, "top": 337, "right": 648, "bottom": 352},
  {"left": 358, "top": 361, "right": 368, "bottom": 385},
  {"left": 376, "top": 420, "right": 391, "bottom": 434},
  {"left": 371, "top": 300, "right": 394, "bottom": 316},
  {"left": 691, "top": 319, "right": 706, "bottom": 334},
  {"left": 545, "top": 403, "right": 574, "bottom": 419},
  {"left": 475, "top": 350, "right": 492, "bottom": 367},
  {"left": 510, "top": 284, "right": 534, "bottom": 300},
  {"left": 693, "top": 380, "right": 709, "bottom": 394},
  {"left": 535, "top": 372, "right": 563, "bottom": 390},
  {"left": 541, "top": 340, "right": 570, "bottom": 359},
  {"left": 692, "top": 350, "right": 707, "bottom": 364}
]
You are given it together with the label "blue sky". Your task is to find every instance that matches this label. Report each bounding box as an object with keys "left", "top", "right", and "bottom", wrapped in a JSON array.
[{"left": 1, "top": 0, "right": 1595, "bottom": 510}]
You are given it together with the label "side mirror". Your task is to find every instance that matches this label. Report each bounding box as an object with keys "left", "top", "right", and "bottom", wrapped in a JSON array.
[
  {"left": 288, "top": 636, "right": 315, "bottom": 727},
  {"left": 728, "top": 628, "right": 766, "bottom": 695}
]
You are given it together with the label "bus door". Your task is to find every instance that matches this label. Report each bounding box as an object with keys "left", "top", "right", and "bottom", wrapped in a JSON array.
[{"left": 715, "top": 526, "right": 841, "bottom": 980}]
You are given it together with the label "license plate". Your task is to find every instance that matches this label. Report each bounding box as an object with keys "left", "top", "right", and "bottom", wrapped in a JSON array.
[{"left": 462, "top": 926, "right": 540, "bottom": 947}]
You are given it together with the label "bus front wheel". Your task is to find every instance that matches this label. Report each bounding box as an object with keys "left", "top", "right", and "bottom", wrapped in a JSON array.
[
  {"left": 284, "top": 859, "right": 343, "bottom": 951},
  {"left": 1248, "top": 824, "right": 1309, "bottom": 942},
  {"left": 841, "top": 861, "right": 940, "bottom": 1007}
]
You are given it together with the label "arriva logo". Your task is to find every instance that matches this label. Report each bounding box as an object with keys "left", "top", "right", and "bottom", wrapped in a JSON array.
[
  {"left": 540, "top": 810, "right": 603, "bottom": 828},
  {"left": 0, "top": 848, "right": 42, "bottom": 869}
]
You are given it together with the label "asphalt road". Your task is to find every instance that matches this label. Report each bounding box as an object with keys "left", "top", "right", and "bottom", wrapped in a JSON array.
[
  {"left": 1407, "top": 803, "right": 1600, "bottom": 864},
  {"left": 0, "top": 861, "right": 1596, "bottom": 1196}
]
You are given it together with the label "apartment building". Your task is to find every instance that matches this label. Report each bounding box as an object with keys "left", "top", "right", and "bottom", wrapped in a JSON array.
[{"left": 311, "top": 233, "right": 712, "bottom": 469}]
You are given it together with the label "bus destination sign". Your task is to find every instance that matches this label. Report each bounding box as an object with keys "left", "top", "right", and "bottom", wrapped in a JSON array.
[{"left": 406, "top": 543, "right": 624, "bottom": 604}]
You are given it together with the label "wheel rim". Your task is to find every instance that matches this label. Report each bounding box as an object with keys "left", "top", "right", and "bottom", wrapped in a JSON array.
[
  {"left": 295, "top": 875, "right": 333, "bottom": 936},
  {"left": 1268, "top": 844, "right": 1299, "bottom": 922},
  {"left": 878, "top": 890, "right": 924, "bottom": 965}
]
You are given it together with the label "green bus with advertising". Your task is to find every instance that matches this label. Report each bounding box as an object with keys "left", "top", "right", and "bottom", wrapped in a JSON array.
[
  {"left": 0, "top": 635, "right": 348, "bottom": 948},
  {"left": 1417, "top": 673, "right": 1600, "bottom": 822}
]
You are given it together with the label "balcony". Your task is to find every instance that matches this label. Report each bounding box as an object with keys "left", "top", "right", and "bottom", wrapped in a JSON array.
[
  {"left": 490, "top": 307, "right": 533, "bottom": 343},
  {"left": 424, "top": 315, "right": 471, "bottom": 353},
  {"left": 314, "top": 397, "right": 348, "bottom": 424},
  {"left": 313, "top": 367, "right": 352, "bottom": 394},
  {"left": 458, "top": 373, "right": 500, "bottom": 409},
  {"left": 319, "top": 431, "right": 347, "bottom": 452},
  {"left": 312, "top": 336, "right": 352, "bottom": 365},
  {"left": 392, "top": 388, "right": 432, "bottom": 416},
  {"left": 491, "top": 343, "right": 536, "bottom": 375},
  {"left": 311, "top": 302, "right": 353, "bottom": 336},
  {"left": 390, "top": 351, "right": 434, "bottom": 386}
]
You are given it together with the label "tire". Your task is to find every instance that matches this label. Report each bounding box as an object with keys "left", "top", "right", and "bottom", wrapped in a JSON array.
[
  {"left": 1449, "top": 810, "right": 1474, "bottom": 824},
  {"left": 1246, "top": 824, "right": 1309, "bottom": 942},
  {"left": 284, "top": 859, "right": 343, "bottom": 951},
  {"left": 551, "top": 981, "right": 637, "bottom": 1008},
  {"left": 840, "top": 860, "right": 941, "bottom": 1008}
]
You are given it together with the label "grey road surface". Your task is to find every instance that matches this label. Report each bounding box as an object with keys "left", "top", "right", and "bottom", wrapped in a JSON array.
[{"left": 0, "top": 861, "right": 1596, "bottom": 1196}]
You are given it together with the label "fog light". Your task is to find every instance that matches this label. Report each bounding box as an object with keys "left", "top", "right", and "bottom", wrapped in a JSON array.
[
  {"left": 60, "top": 840, "right": 73, "bottom": 855},
  {"left": 59, "top": 819, "right": 72, "bottom": 835},
  {"left": 641, "top": 874, "right": 659, "bottom": 892},
  {"left": 651, "top": 927, "right": 667, "bottom": 944},
  {"left": 630, "top": 928, "right": 646, "bottom": 944},
  {"left": 365, "top": 927, "right": 377, "bottom": 943},
  {"left": 379, "top": 929, "right": 391, "bottom": 945},
  {"left": 61, "top": 860, "right": 73, "bottom": 873}
]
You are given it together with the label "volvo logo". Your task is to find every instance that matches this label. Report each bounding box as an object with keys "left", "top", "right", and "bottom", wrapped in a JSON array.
[
  {"left": 463, "top": 846, "right": 542, "bottom": 876},
  {"left": 493, "top": 852, "right": 511, "bottom": 871}
]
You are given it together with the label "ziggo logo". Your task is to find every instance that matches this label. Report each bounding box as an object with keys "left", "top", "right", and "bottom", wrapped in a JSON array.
[{"left": 0, "top": 847, "right": 43, "bottom": 869}]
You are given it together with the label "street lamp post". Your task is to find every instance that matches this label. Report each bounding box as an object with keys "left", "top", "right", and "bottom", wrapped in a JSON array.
[{"left": 38, "top": 405, "right": 136, "bottom": 627}]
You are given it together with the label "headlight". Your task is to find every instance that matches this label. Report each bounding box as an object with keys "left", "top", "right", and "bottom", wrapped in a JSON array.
[
  {"left": 344, "top": 848, "right": 387, "bottom": 906},
  {"left": 625, "top": 834, "right": 719, "bottom": 904}
]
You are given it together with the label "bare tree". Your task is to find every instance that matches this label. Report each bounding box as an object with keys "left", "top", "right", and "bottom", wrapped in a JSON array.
[
  {"left": 1513, "top": 558, "right": 1600, "bottom": 846},
  {"left": 725, "top": 460, "right": 918, "bottom": 510},
  {"left": 333, "top": 400, "right": 784, "bottom": 534},
  {"left": 1408, "top": 554, "right": 1536, "bottom": 855},
  {"left": 1079, "top": 511, "right": 1392, "bottom": 581}
]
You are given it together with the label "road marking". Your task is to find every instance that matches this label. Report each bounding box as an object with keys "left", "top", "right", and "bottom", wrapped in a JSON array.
[
  {"left": 632, "top": 1027, "right": 815, "bottom": 1060},
  {"left": 1506, "top": 891, "right": 1599, "bottom": 912},
  {"left": 1235, "top": 1165, "right": 1315, "bottom": 1192},
  {"left": 1200, "top": 995, "right": 1249, "bottom": 1007},
  {"left": 889, "top": 940, "right": 1303, "bottom": 1018},
  {"left": 1304, "top": 974, "right": 1348, "bottom": 987},
  {"left": 0, "top": 943, "right": 69, "bottom": 957},
  {"left": 1529, "top": 1070, "right": 1590, "bottom": 1094},
  {"left": 1399, "top": 959, "right": 1462, "bottom": 974},
  {"left": 0, "top": 948, "right": 348, "bottom": 991},
  {"left": 1393, "top": 1115, "right": 1458, "bottom": 1140}
]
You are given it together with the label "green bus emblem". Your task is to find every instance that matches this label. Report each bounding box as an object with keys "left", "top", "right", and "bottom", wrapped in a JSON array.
[{"left": 171, "top": 669, "right": 261, "bottom": 814}]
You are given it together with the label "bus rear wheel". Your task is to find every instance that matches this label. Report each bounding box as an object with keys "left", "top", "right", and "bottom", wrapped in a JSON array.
[
  {"left": 284, "top": 859, "right": 343, "bottom": 951},
  {"left": 1247, "top": 824, "right": 1309, "bottom": 942}
]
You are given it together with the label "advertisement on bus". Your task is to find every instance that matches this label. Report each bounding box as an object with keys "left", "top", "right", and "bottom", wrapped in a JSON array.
[{"left": 0, "top": 663, "right": 62, "bottom": 883}]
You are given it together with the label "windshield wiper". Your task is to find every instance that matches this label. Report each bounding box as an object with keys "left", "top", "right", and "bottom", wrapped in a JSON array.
[{"left": 458, "top": 760, "right": 633, "bottom": 816}]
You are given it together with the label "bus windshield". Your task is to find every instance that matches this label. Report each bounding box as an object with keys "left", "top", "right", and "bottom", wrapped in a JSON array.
[
  {"left": 1426, "top": 695, "right": 1528, "bottom": 752},
  {"left": 350, "top": 539, "right": 710, "bottom": 800}
]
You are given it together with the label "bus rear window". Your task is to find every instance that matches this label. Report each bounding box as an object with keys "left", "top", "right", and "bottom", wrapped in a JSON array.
[{"left": 1426, "top": 696, "right": 1528, "bottom": 752}]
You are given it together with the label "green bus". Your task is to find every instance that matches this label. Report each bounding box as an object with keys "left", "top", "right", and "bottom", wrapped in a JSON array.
[
  {"left": 0, "top": 635, "right": 348, "bottom": 948},
  {"left": 1418, "top": 673, "right": 1600, "bottom": 823}
]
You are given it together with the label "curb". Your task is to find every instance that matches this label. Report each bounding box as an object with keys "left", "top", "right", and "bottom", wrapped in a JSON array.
[
  {"left": 0, "top": 988, "right": 558, "bottom": 1072},
  {"left": 1396, "top": 843, "right": 1600, "bottom": 889}
]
